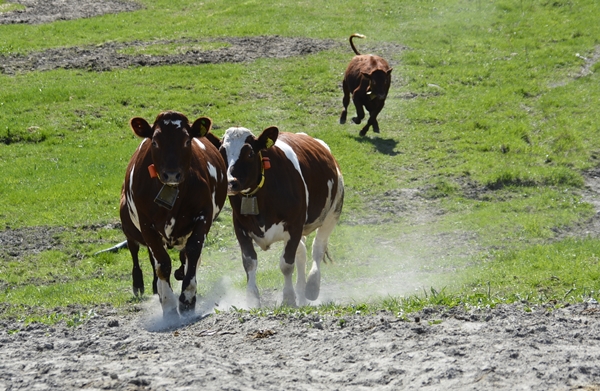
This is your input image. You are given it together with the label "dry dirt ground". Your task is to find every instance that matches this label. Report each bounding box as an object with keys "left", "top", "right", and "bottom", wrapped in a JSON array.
[{"left": 2, "top": 1, "right": 600, "bottom": 390}]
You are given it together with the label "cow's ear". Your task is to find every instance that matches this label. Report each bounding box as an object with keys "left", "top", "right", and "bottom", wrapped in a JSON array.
[
  {"left": 190, "top": 117, "right": 213, "bottom": 138},
  {"left": 257, "top": 126, "right": 279, "bottom": 150},
  {"left": 130, "top": 117, "right": 153, "bottom": 138},
  {"left": 204, "top": 133, "right": 222, "bottom": 150},
  {"left": 387, "top": 68, "right": 393, "bottom": 75}
]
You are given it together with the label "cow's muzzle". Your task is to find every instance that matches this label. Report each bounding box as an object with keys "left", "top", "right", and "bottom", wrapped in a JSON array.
[
  {"left": 227, "top": 179, "right": 241, "bottom": 195},
  {"left": 161, "top": 170, "right": 183, "bottom": 185}
]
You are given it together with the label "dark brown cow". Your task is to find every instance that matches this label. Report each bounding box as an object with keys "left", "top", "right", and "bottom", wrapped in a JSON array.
[
  {"left": 339, "top": 33, "right": 393, "bottom": 136},
  {"left": 120, "top": 111, "right": 226, "bottom": 317},
  {"left": 218, "top": 126, "right": 344, "bottom": 307}
]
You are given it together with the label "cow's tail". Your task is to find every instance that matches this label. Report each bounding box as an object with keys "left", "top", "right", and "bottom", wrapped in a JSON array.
[
  {"left": 349, "top": 33, "right": 366, "bottom": 56},
  {"left": 323, "top": 246, "right": 334, "bottom": 264},
  {"left": 94, "top": 240, "right": 128, "bottom": 256}
]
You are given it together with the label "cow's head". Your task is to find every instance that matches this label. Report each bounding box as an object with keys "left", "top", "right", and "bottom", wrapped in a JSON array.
[
  {"left": 363, "top": 68, "right": 393, "bottom": 101},
  {"left": 130, "top": 111, "right": 212, "bottom": 186},
  {"left": 219, "top": 126, "right": 278, "bottom": 196}
]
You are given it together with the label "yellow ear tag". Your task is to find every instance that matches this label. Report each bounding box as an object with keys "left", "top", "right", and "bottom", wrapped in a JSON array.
[
  {"left": 200, "top": 120, "right": 209, "bottom": 136},
  {"left": 265, "top": 138, "right": 274, "bottom": 149}
]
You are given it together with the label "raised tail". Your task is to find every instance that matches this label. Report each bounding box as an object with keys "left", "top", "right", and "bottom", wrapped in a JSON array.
[{"left": 349, "top": 33, "right": 366, "bottom": 55}]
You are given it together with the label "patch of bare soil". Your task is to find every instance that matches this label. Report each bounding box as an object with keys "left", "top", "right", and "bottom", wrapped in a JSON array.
[
  {"left": 0, "top": 0, "right": 142, "bottom": 25},
  {"left": 0, "top": 36, "right": 340, "bottom": 74},
  {"left": 0, "top": 226, "right": 65, "bottom": 260}
]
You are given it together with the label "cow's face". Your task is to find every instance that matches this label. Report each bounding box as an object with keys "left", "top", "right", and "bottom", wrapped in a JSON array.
[
  {"left": 130, "top": 111, "right": 212, "bottom": 186},
  {"left": 220, "top": 126, "right": 278, "bottom": 196},
  {"left": 363, "top": 68, "right": 393, "bottom": 101}
]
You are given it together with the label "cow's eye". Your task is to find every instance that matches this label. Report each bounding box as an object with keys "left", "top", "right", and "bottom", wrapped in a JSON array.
[
  {"left": 247, "top": 149, "right": 255, "bottom": 159},
  {"left": 152, "top": 140, "right": 158, "bottom": 148},
  {"left": 185, "top": 139, "right": 191, "bottom": 147}
]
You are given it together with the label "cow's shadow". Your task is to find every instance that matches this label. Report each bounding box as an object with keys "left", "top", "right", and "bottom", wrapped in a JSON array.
[{"left": 351, "top": 134, "right": 400, "bottom": 156}]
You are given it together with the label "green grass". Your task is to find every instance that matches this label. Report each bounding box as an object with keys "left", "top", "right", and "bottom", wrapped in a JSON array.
[
  {"left": 0, "top": 1, "right": 24, "bottom": 13},
  {"left": 2, "top": 0, "right": 600, "bottom": 322}
]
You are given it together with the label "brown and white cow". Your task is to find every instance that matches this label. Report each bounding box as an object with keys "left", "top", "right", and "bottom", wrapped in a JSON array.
[
  {"left": 218, "top": 126, "right": 344, "bottom": 307},
  {"left": 339, "top": 33, "right": 393, "bottom": 136},
  {"left": 120, "top": 111, "right": 226, "bottom": 317}
]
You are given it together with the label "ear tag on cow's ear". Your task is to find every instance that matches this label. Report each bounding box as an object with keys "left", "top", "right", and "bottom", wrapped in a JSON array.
[
  {"left": 200, "top": 119, "right": 209, "bottom": 137},
  {"left": 154, "top": 185, "right": 179, "bottom": 210},
  {"left": 265, "top": 138, "right": 274, "bottom": 149},
  {"left": 241, "top": 196, "right": 259, "bottom": 215}
]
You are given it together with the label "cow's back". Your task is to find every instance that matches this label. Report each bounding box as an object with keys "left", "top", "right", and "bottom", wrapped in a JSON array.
[{"left": 276, "top": 132, "right": 343, "bottom": 230}]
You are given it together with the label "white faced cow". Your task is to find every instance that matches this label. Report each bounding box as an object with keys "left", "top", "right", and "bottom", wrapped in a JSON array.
[
  {"left": 219, "top": 126, "right": 344, "bottom": 307},
  {"left": 120, "top": 111, "right": 227, "bottom": 317}
]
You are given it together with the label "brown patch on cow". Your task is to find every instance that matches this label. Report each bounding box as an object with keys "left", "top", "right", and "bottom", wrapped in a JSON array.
[{"left": 339, "top": 34, "right": 393, "bottom": 136}]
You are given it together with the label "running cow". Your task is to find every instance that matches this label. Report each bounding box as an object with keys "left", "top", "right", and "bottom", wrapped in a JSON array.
[
  {"left": 340, "top": 33, "right": 393, "bottom": 136},
  {"left": 120, "top": 111, "right": 227, "bottom": 317},
  {"left": 219, "top": 126, "right": 344, "bottom": 307}
]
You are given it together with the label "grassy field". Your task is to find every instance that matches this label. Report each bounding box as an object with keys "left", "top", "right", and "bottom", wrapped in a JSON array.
[{"left": 1, "top": 0, "right": 600, "bottom": 322}]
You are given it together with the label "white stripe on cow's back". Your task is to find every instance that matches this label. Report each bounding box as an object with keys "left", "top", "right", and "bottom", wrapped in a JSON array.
[
  {"left": 222, "top": 127, "right": 254, "bottom": 181},
  {"left": 126, "top": 164, "right": 141, "bottom": 232},
  {"left": 314, "top": 137, "right": 331, "bottom": 152},
  {"left": 193, "top": 138, "right": 206, "bottom": 150},
  {"left": 275, "top": 139, "right": 309, "bottom": 220},
  {"left": 298, "top": 132, "right": 332, "bottom": 152},
  {"left": 137, "top": 138, "right": 147, "bottom": 151}
]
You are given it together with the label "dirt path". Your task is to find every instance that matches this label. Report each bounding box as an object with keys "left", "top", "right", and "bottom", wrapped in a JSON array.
[{"left": 2, "top": 302, "right": 600, "bottom": 390}]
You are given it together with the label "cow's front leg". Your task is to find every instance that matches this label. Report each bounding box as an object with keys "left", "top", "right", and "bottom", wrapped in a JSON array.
[
  {"left": 351, "top": 93, "right": 365, "bottom": 125},
  {"left": 146, "top": 242, "right": 178, "bottom": 318},
  {"left": 280, "top": 233, "right": 302, "bottom": 307},
  {"left": 236, "top": 227, "right": 261, "bottom": 308},
  {"left": 179, "top": 224, "right": 207, "bottom": 314}
]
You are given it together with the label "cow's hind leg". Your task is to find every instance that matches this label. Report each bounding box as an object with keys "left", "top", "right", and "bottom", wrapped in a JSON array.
[
  {"left": 306, "top": 214, "right": 340, "bottom": 301},
  {"left": 129, "top": 240, "right": 144, "bottom": 296},
  {"left": 340, "top": 81, "right": 350, "bottom": 124},
  {"left": 294, "top": 236, "right": 308, "bottom": 306},
  {"left": 173, "top": 251, "right": 186, "bottom": 281}
]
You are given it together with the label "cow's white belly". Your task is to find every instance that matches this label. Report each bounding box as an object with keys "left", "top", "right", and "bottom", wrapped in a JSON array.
[{"left": 250, "top": 222, "right": 290, "bottom": 251}]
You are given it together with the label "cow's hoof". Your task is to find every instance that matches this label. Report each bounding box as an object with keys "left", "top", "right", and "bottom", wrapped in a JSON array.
[
  {"left": 339, "top": 117, "right": 346, "bottom": 125},
  {"left": 352, "top": 117, "right": 362, "bottom": 125},
  {"left": 174, "top": 265, "right": 185, "bottom": 281},
  {"left": 247, "top": 296, "right": 261, "bottom": 309},
  {"left": 179, "top": 296, "right": 196, "bottom": 314},
  {"left": 163, "top": 308, "right": 180, "bottom": 319},
  {"left": 373, "top": 127, "right": 380, "bottom": 134},
  {"left": 359, "top": 128, "right": 368, "bottom": 136}
]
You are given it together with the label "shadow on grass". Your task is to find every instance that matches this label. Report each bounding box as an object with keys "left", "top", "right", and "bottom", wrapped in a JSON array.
[{"left": 350, "top": 134, "right": 400, "bottom": 156}]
